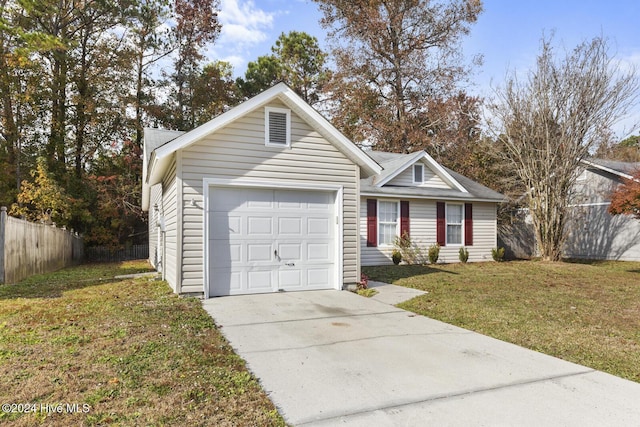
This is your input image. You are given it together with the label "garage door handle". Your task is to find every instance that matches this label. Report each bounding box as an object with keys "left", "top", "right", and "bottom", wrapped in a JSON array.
[{"left": 285, "top": 262, "right": 295, "bottom": 267}]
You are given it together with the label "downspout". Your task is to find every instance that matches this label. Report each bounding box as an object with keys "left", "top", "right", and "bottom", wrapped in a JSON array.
[
  {"left": 155, "top": 203, "right": 166, "bottom": 280},
  {"left": 159, "top": 214, "right": 166, "bottom": 282}
]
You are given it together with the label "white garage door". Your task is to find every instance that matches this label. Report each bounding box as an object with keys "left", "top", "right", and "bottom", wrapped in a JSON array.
[{"left": 208, "top": 187, "right": 336, "bottom": 296}]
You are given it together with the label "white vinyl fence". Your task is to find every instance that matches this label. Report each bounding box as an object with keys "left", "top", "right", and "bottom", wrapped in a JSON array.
[{"left": 0, "top": 207, "right": 84, "bottom": 284}]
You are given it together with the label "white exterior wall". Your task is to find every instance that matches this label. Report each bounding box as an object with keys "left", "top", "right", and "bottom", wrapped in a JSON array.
[
  {"left": 361, "top": 197, "right": 497, "bottom": 266},
  {"left": 161, "top": 157, "right": 178, "bottom": 291},
  {"left": 178, "top": 100, "right": 360, "bottom": 294}
]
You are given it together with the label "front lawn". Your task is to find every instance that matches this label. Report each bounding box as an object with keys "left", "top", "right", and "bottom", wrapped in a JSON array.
[
  {"left": 0, "top": 261, "right": 285, "bottom": 426},
  {"left": 364, "top": 260, "right": 640, "bottom": 383}
]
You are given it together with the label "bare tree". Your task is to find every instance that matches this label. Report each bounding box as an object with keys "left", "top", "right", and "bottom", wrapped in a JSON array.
[{"left": 488, "top": 35, "right": 640, "bottom": 261}]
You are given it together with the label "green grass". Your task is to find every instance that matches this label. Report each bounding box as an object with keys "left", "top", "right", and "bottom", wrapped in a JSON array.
[
  {"left": 364, "top": 260, "right": 640, "bottom": 383},
  {"left": 0, "top": 261, "right": 285, "bottom": 426},
  {"left": 356, "top": 288, "right": 379, "bottom": 298}
]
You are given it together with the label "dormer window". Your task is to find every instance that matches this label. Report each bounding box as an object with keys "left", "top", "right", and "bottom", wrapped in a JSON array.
[
  {"left": 413, "top": 164, "right": 424, "bottom": 184},
  {"left": 265, "top": 107, "right": 291, "bottom": 147}
]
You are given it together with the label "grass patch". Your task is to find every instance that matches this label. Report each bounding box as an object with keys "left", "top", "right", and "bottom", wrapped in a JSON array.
[
  {"left": 364, "top": 260, "right": 640, "bottom": 383},
  {"left": 0, "top": 261, "right": 285, "bottom": 426},
  {"left": 356, "top": 288, "right": 378, "bottom": 298}
]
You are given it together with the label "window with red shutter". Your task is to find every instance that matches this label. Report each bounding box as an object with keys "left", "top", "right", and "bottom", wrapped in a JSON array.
[{"left": 366, "top": 199, "right": 377, "bottom": 247}]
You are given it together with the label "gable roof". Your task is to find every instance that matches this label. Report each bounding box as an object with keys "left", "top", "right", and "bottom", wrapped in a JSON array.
[
  {"left": 361, "top": 151, "right": 504, "bottom": 202},
  {"left": 141, "top": 129, "right": 185, "bottom": 210},
  {"left": 368, "top": 150, "right": 468, "bottom": 192},
  {"left": 142, "top": 82, "right": 382, "bottom": 210},
  {"left": 581, "top": 158, "right": 640, "bottom": 180}
]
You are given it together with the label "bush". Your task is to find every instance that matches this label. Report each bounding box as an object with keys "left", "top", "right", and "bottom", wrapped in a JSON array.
[
  {"left": 459, "top": 247, "right": 469, "bottom": 263},
  {"left": 492, "top": 247, "right": 505, "bottom": 262},
  {"left": 391, "top": 249, "right": 402, "bottom": 265},
  {"left": 358, "top": 273, "right": 369, "bottom": 290},
  {"left": 393, "top": 232, "right": 425, "bottom": 265},
  {"left": 428, "top": 243, "right": 440, "bottom": 264}
]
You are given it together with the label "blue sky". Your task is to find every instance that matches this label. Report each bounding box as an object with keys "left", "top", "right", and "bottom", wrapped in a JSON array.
[{"left": 208, "top": 0, "right": 640, "bottom": 137}]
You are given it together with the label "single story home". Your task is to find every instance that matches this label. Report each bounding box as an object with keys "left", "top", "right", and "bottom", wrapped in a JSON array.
[{"left": 142, "top": 83, "right": 504, "bottom": 297}]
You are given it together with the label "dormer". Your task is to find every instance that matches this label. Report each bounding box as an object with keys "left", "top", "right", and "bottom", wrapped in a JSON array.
[{"left": 370, "top": 151, "right": 468, "bottom": 193}]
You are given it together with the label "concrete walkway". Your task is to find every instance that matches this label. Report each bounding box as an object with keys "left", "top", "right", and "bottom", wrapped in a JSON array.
[{"left": 202, "top": 284, "right": 640, "bottom": 426}]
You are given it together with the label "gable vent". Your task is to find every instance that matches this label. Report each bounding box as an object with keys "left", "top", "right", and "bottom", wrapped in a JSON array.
[{"left": 265, "top": 107, "right": 290, "bottom": 147}]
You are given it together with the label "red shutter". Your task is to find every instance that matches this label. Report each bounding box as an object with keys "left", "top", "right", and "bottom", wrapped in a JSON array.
[
  {"left": 400, "top": 201, "right": 410, "bottom": 238},
  {"left": 366, "top": 199, "right": 377, "bottom": 247},
  {"left": 436, "top": 202, "right": 446, "bottom": 246},
  {"left": 465, "top": 203, "right": 473, "bottom": 246}
]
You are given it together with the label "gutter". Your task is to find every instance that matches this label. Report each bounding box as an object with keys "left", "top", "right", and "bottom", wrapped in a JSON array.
[{"left": 359, "top": 192, "right": 506, "bottom": 204}]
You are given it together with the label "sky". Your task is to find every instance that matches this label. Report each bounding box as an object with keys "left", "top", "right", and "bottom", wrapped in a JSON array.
[{"left": 208, "top": 0, "right": 640, "bottom": 138}]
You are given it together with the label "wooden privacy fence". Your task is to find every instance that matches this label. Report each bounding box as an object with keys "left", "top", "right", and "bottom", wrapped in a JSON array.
[{"left": 0, "top": 207, "right": 84, "bottom": 284}]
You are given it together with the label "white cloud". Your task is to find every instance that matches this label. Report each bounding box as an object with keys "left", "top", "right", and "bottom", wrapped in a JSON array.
[
  {"left": 221, "top": 54, "right": 247, "bottom": 71},
  {"left": 616, "top": 51, "right": 640, "bottom": 75},
  {"left": 218, "top": 0, "right": 274, "bottom": 48}
]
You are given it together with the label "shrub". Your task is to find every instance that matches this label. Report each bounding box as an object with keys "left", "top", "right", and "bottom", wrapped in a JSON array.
[
  {"left": 358, "top": 273, "right": 369, "bottom": 290},
  {"left": 391, "top": 249, "right": 402, "bottom": 265},
  {"left": 459, "top": 247, "right": 469, "bottom": 263},
  {"left": 492, "top": 247, "right": 505, "bottom": 262},
  {"left": 393, "top": 232, "right": 425, "bottom": 265},
  {"left": 428, "top": 243, "right": 440, "bottom": 264}
]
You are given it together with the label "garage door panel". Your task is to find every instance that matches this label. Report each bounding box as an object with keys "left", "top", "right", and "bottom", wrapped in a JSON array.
[
  {"left": 211, "top": 268, "right": 242, "bottom": 292},
  {"left": 210, "top": 213, "right": 242, "bottom": 238},
  {"left": 247, "top": 243, "right": 274, "bottom": 262},
  {"left": 307, "top": 217, "right": 330, "bottom": 236},
  {"left": 279, "top": 269, "right": 302, "bottom": 288},
  {"left": 211, "top": 243, "right": 242, "bottom": 268},
  {"left": 307, "top": 194, "right": 332, "bottom": 210},
  {"left": 278, "top": 217, "right": 302, "bottom": 235},
  {"left": 212, "top": 188, "right": 249, "bottom": 211},
  {"left": 246, "top": 189, "right": 274, "bottom": 208},
  {"left": 247, "top": 216, "right": 274, "bottom": 236},
  {"left": 278, "top": 243, "right": 302, "bottom": 261},
  {"left": 308, "top": 268, "right": 330, "bottom": 287},
  {"left": 209, "top": 186, "right": 336, "bottom": 296},
  {"left": 247, "top": 270, "right": 273, "bottom": 291},
  {"left": 307, "top": 243, "right": 330, "bottom": 261},
  {"left": 275, "top": 190, "right": 306, "bottom": 208}
]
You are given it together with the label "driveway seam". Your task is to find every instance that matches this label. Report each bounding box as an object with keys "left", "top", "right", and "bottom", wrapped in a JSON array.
[
  {"left": 240, "top": 330, "right": 472, "bottom": 354},
  {"left": 214, "top": 309, "right": 408, "bottom": 327},
  {"left": 296, "top": 369, "right": 596, "bottom": 426}
]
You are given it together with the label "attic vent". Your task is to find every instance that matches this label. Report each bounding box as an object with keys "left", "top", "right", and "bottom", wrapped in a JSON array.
[{"left": 265, "top": 107, "right": 290, "bottom": 147}]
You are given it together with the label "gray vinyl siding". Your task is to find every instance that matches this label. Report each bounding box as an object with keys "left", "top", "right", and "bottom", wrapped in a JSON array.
[
  {"left": 161, "top": 157, "right": 178, "bottom": 291},
  {"left": 565, "top": 204, "right": 640, "bottom": 261},
  {"left": 148, "top": 183, "right": 162, "bottom": 269},
  {"left": 361, "top": 198, "right": 497, "bottom": 266},
  {"left": 572, "top": 168, "right": 622, "bottom": 204},
  {"left": 565, "top": 167, "right": 640, "bottom": 261},
  {"left": 179, "top": 100, "right": 360, "bottom": 293},
  {"left": 387, "top": 162, "right": 450, "bottom": 189}
]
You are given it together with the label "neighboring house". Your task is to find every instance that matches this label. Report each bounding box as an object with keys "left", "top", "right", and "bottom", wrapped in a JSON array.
[
  {"left": 141, "top": 83, "right": 504, "bottom": 297},
  {"left": 564, "top": 158, "right": 640, "bottom": 261}
]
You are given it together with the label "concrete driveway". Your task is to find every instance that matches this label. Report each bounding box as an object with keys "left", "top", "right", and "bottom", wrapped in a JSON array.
[{"left": 202, "top": 283, "right": 640, "bottom": 426}]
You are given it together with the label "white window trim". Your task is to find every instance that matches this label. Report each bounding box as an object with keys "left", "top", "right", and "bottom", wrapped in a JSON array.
[
  {"left": 378, "top": 200, "right": 400, "bottom": 247},
  {"left": 413, "top": 164, "right": 424, "bottom": 184},
  {"left": 265, "top": 106, "right": 291, "bottom": 148},
  {"left": 446, "top": 203, "right": 464, "bottom": 246}
]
